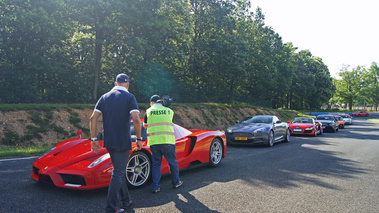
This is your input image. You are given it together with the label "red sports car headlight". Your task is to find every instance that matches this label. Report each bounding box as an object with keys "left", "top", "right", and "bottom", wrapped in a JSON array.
[{"left": 88, "top": 153, "right": 110, "bottom": 168}]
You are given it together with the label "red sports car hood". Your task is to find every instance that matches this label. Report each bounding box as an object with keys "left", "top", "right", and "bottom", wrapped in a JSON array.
[
  {"left": 36, "top": 138, "right": 100, "bottom": 168},
  {"left": 288, "top": 123, "right": 314, "bottom": 128}
]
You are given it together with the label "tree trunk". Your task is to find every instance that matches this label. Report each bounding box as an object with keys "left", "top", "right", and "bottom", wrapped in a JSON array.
[{"left": 92, "top": 19, "right": 105, "bottom": 101}]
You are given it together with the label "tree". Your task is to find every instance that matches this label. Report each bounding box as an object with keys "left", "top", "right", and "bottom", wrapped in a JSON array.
[
  {"left": 361, "top": 62, "right": 379, "bottom": 111},
  {"left": 0, "top": 0, "right": 72, "bottom": 103},
  {"left": 334, "top": 65, "right": 363, "bottom": 110}
]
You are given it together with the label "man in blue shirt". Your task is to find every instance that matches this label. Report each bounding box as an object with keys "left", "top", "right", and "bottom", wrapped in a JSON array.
[{"left": 90, "top": 73, "right": 142, "bottom": 213}]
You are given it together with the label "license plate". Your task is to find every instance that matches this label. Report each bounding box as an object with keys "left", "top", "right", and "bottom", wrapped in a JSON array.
[
  {"left": 235, "top": 137, "right": 247, "bottom": 140},
  {"left": 293, "top": 128, "right": 302, "bottom": 132}
]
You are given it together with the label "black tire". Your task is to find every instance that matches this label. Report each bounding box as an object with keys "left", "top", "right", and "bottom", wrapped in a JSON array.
[
  {"left": 209, "top": 138, "right": 223, "bottom": 167},
  {"left": 267, "top": 130, "right": 274, "bottom": 147},
  {"left": 284, "top": 129, "right": 290, "bottom": 142},
  {"left": 126, "top": 151, "right": 151, "bottom": 188}
]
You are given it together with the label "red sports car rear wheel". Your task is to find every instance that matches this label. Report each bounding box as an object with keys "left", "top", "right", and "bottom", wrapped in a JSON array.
[
  {"left": 209, "top": 138, "right": 223, "bottom": 167},
  {"left": 126, "top": 151, "right": 151, "bottom": 188}
]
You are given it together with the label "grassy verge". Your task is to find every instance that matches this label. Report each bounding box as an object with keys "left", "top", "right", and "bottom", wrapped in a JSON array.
[
  {"left": 367, "top": 119, "right": 379, "bottom": 124},
  {"left": 0, "top": 145, "right": 50, "bottom": 158},
  {"left": 0, "top": 103, "right": 315, "bottom": 158}
]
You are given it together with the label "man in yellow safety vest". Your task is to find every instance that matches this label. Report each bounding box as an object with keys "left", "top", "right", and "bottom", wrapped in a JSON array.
[{"left": 143, "top": 95, "right": 183, "bottom": 193}]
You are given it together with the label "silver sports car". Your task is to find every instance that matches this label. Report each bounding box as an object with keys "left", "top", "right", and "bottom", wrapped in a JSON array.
[{"left": 226, "top": 115, "right": 290, "bottom": 147}]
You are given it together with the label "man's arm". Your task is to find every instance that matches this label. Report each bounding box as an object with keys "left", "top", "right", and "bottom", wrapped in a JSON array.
[
  {"left": 143, "top": 113, "right": 148, "bottom": 129},
  {"left": 131, "top": 111, "right": 142, "bottom": 150},
  {"left": 89, "top": 111, "right": 102, "bottom": 154}
]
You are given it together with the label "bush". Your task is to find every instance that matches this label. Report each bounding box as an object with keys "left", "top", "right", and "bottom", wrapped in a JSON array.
[{"left": 1, "top": 131, "right": 20, "bottom": 146}]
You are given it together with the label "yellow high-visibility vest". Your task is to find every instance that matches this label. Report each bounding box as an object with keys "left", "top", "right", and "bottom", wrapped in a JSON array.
[{"left": 146, "top": 104, "right": 175, "bottom": 146}]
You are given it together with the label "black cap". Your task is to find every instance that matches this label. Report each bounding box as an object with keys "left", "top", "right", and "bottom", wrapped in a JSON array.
[
  {"left": 150, "top": 95, "right": 161, "bottom": 103},
  {"left": 115, "top": 73, "right": 129, "bottom": 83}
]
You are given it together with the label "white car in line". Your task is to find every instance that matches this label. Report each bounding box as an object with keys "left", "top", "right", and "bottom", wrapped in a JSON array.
[{"left": 340, "top": 114, "right": 352, "bottom": 125}]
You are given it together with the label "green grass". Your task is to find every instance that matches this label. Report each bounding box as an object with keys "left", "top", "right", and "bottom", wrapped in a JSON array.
[
  {"left": 0, "top": 145, "right": 50, "bottom": 158},
  {"left": 367, "top": 119, "right": 379, "bottom": 124}
]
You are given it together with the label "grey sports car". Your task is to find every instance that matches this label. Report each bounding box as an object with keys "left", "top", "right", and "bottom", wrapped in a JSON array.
[
  {"left": 226, "top": 115, "right": 290, "bottom": 147},
  {"left": 315, "top": 115, "right": 339, "bottom": 132}
]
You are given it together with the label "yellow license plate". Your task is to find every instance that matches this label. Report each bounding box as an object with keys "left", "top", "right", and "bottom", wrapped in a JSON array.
[{"left": 235, "top": 137, "right": 247, "bottom": 140}]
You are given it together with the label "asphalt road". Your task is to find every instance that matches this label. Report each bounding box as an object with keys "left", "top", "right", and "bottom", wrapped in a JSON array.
[{"left": 1, "top": 113, "right": 378, "bottom": 213}]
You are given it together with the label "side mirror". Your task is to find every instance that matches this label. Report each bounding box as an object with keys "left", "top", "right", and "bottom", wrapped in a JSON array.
[
  {"left": 276, "top": 120, "right": 282, "bottom": 124},
  {"left": 287, "top": 121, "right": 290, "bottom": 124},
  {"left": 235, "top": 120, "right": 239, "bottom": 124}
]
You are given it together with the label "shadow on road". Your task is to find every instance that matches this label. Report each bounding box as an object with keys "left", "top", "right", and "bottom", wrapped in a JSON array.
[{"left": 2, "top": 116, "right": 377, "bottom": 213}]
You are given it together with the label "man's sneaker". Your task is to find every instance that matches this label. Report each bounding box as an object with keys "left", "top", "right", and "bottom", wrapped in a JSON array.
[
  {"left": 174, "top": 180, "right": 183, "bottom": 189},
  {"left": 115, "top": 209, "right": 125, "bottom": 213},
  {"left": 120, "top": 200, "right": 132, "bottom": 210},
  {"left": 151, "top": 188, "right": 160, "bottom": 193}
]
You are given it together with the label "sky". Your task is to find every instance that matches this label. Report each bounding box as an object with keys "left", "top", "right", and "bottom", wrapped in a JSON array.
[{"left": 249, "top": 0, "right": 379, "bottom": 78}]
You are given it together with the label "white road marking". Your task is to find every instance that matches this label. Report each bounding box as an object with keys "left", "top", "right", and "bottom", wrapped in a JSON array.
[{"left": 0, "top": 156, "right": 38, "bottom": 162}]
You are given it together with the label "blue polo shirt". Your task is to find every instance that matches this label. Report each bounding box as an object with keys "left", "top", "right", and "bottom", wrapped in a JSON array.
[{"left": 95, "top": 86, "right": 139, "bottom": 150}]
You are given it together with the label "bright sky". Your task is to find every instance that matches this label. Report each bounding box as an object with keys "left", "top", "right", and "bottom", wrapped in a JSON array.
[{"left": 249, "top": 0, "right": 379, "bottom": 78}]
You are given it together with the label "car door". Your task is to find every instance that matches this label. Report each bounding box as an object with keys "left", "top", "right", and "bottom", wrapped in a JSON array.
[{"left": 273, "top": 116, "right": 285, "bottom": 140}]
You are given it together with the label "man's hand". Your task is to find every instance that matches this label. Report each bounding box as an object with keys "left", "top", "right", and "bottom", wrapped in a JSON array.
[
  {"left": 91, "top": 140, "right": 102, "bottom": 154},
  {"left": 136, "top": 141, "right": 143, "bottom": 150}
]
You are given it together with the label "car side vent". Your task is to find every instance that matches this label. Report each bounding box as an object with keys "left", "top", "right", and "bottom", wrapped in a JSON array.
[
  {"left": 60, "top": 174, "right": 86, "bottom": 186},
  {"left": 187, "top": 136, "right": 197, "bottom": 154}
]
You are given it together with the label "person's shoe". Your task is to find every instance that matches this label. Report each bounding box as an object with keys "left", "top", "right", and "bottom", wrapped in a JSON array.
[
  {"left": 174, "top": 180, "right": 183, "bottom": 189},
  {"left": 115, "top": 209, "right": 125, "bottom": 213},
  {"left": 151, "top": 188, "right": 160, "bottom": 193},
  {"left": 120, "top": 200, "right": 133, "bottom": 209}
]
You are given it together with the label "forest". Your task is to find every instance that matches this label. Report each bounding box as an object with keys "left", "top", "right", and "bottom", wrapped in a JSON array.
[{"left": 1, "top": 0, "right": 375, "bottom": 110}]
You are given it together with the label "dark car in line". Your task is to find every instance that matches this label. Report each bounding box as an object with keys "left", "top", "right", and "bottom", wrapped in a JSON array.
[
  {"left": 315, "top": 115, "right": 339, "bottom": 132},
  {"left": 226, "top": 115, "right": 290, "bottom": 147}
]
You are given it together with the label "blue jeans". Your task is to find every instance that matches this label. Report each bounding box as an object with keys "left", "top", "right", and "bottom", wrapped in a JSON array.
[
  {"left": 150, "top": 144, "right": 180, "bottom": 190},
  {"left": 106, "top": 148, "right": 131, "bottom": 213}
]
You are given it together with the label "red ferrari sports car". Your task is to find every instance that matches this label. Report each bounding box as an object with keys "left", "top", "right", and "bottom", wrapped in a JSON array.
[
  {"left": 31, "top": 121, "right": 226, "bottom": 190},
  {"left": 287, "top": 117, "right": 322, "bottom": 136},
  {"left": 352, "top": 111, "right": 369, "bottom": 117}
]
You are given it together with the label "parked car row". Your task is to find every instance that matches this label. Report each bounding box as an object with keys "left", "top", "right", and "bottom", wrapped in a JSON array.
[
  {"left": 31, "top": 111, "right": 359, "bottom": 190},
  {"left": 226, "top": 113, "right": 355, "bottom": 146}
]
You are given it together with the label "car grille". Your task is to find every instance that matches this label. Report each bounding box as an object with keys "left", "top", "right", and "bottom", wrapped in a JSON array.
[
  {"left": 60, "top": 174, "right": 86, "bottom": 186},
  {"left": 231, "top": 132, "right": 254, "bottom": 137},
  {"left": 291, "top": 128, "right": 303, "bottom": 133}
]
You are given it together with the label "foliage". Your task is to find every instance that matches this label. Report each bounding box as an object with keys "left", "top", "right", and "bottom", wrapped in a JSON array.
[
  {"left": 333, "top": 65, "right": 364, "bottom": 110},
  {"left": 0, "top": 144, "right": 50, "bottom": 158},
  {"left": 1, "top": 131, "right": 20, "bottom": 146},
  {"left": 361, "top": 63, "right": 379, "bottom": 110},
  {"left": 0, "top": 0, "right": 340, "bottom": 109}
]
